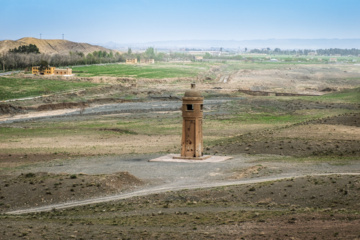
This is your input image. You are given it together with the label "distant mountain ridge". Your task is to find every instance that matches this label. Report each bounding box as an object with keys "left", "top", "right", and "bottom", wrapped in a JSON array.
[
  {"left": 0, "top": 37, "right": 113, "bottom": 55},
  {"left": 103, "top": 39, "right": 360, "bottom": 50}
]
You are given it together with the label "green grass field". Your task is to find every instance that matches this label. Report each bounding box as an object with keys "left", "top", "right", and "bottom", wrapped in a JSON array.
[
  {"left": 72, "top": 60, "right": 329, "bottom": 79},
  {"left": 0, "top": 77, "right": 99, "bottom": 101},
  {"left": 72, "top": 62, "right": 212, "bottom": 78},
  {"left": 293, "top": 87, "right": 360, "bottom": 104},
  {"left": 311, "top": 87, "right": 360, "bottom": 103}
]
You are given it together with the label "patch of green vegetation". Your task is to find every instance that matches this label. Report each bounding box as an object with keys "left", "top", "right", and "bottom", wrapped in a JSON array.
[
  {"left": 0, "top": 126, "right": 78, "bottom": 139},
  {"left": 315, "top": 87, "right": 360, "bottom": 103},
  {"left": 0, "top": 77, "right": 99, "bottom": 100},
  {"left": 72, "top": 62, "right": 212, "bottom": 78},
  {"left": 295, "top": 87, "right": 360, "bottom": 103},
  {"left": 216, "top": 112, "right": 315, "bottom": 125},
  {"left": 0, "top": 115, "right": 182, "bottom": 149},
  {"left": 222, "top": 60, "right": 312, "bottom": 72},
  {"left": 115, "top": 118, "right": 181, "bottom": 135}
]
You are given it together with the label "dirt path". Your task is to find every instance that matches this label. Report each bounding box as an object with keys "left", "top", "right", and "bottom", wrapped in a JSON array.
[{"left": 6, "top": 172, "right": 360, "bottom": 215}]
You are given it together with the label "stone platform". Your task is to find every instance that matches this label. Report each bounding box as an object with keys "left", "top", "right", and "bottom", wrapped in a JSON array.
[{"left": 148, "top": 154, "right": 232, "bottom": 163}]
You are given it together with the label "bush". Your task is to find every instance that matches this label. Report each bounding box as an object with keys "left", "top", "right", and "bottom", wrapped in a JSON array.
[{"left": 25, "top": 173, "right": 36, "bottom": 178}]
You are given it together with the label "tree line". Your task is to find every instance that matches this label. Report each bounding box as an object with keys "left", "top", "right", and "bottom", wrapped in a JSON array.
[
  {"left": 0, "top": 44, "right": 127, "bottom": 71},
  {"left": 125, "top": 47, "right": 170, "bottom": 62},
  {"left": 9, "top": 44, "right": 40, "bottom": 54},
  {"left": 1, "top": 44, "right": 187, "bottom": 71},
  {"left": 249, "top": 48, "right": 360, "bottom": 56},
  {"left": 0, "top": 51, "right": 126, "bottom": 71}
]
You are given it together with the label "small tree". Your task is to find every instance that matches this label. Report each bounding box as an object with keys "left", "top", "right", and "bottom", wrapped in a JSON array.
[
  {"left": 204, "top": 52, "right": 212, "bottom": 59},
  {"left": 145, "top": 47, "right": 155, "bottom": 59},
  {"left": 38, "top": 60, "right": 49, "bottom": 72}
]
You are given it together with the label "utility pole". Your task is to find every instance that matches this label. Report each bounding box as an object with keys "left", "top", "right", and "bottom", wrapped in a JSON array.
[
  {"left": 62, "top": 34, "right": 64, "bottom": 40},
  {"left": 40, "top": 33, "right": 42, "bottom": 39}
]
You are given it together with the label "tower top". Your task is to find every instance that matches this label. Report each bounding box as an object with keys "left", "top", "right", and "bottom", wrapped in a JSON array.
[{"left": 184, "top": 83, "right": 202, "bottom": 98}]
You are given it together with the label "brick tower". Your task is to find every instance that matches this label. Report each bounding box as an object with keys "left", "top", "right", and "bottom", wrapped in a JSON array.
[{"left": 174, "top": 83, "right": 209, "bottom": 160}]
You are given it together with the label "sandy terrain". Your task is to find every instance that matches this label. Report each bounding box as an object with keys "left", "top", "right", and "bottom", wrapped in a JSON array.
[{"left": 220, "top": 64, "right": 360, "bottom": 94}]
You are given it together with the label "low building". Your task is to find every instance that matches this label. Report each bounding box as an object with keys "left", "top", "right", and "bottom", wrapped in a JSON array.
[
  {"left": 32, "top": 66, "right": 55, "bottom": 75},
  {"left": 126, "top": 58, "right": 137, "bottom": 64},
  {"left": 32, "top": 66, "right": 72, "bottom": 75},
  {"left": 54, "top": 68, "right": 72, "bottom": 75},
  {"left": 140, "top": 59, "right": 155, "bottom": 64}
]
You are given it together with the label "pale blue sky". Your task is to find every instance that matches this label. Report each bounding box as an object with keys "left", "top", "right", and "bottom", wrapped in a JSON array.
[{"left": 1, "top": 0, "right": 359, "bottom": 43}]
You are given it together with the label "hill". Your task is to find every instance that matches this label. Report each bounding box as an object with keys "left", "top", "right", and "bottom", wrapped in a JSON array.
[{"left": 0, "top": 37, "right": 114, "bottom": 55}]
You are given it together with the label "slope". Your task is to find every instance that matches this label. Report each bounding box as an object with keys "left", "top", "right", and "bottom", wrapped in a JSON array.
[{"left": 0, "top": 37, "right": 114, "bottom": 55}]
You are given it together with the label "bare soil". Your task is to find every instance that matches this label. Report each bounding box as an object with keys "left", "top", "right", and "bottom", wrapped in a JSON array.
[
  {"left": 211, "top": 111, "right": 360, "bottom": 158},
  {"left": 0, "top": 153, "right": 68, "bottom": 168},
  {"left": 1, "top": 175, "right": 359, "bottom": 239},
  {"left": 226, "top": 64, "right": 360, "bottom": 94},
  {"left": 0, "top": 103, "right": 25, "bottom": 115},
  {"left": 0, "top": 172, "right": 143, "bottom": 213}
]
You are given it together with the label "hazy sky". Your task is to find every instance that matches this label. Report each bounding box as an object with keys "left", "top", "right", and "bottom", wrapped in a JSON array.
[{"left": 1, "top": 0, "right": 359, "bottom": 44}]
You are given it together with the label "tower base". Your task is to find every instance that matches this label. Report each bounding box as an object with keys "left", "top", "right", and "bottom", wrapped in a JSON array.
[
  {"left": 148, "top": 154, "right": 232, "bottom": 163},
  {"left": 173, "top": 155, "right": 211, "bottom": 160}
]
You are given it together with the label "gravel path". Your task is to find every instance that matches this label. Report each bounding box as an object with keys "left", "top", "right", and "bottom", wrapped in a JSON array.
[{"left": 0, "top": 99, "right": 235, "bottom": 124}]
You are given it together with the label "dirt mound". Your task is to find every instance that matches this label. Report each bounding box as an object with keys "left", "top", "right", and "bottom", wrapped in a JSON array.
[
  {"left": 0, "top": 37, "right": 113, "bottom": 55},
  {"left": 230, "top": 165, "right": 266, "bottom": 179},
  {"left": 0, "top": 172, "right": 143, "bottom": 212},
  {"left": 312, "top": 113, "right": 360, "bottom": 127},
  {"left": 0, "top": 103, "right": 25, "bottom": 115}
]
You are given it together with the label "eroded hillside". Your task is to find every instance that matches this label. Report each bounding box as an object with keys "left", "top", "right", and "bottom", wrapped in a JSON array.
[{"left": 0, "top": 37, "right": 113, "bottom": 55}]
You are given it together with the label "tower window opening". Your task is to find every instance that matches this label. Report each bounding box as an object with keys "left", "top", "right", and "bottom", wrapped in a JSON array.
[{"left": 186, "top": 104, "right": 194, "bottom": 111}]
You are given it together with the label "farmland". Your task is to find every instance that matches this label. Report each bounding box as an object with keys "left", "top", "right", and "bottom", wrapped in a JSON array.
[{"left": 72, "top": 62, "right": 211, "bottom": 78}]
